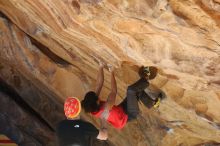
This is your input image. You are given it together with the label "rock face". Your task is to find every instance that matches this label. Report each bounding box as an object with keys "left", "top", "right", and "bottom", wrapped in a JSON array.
[{"left": 0, "top": 0, "right": 220, "bottom": 146}]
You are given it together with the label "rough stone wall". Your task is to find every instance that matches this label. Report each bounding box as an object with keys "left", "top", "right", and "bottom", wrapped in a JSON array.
[{"left": 0, "top": 0, "right": 220, "bottom": 146}]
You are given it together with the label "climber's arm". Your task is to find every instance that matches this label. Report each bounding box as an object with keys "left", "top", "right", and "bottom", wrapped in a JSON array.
[
  {"left": 95, "top": 64, "right": 104, "bottom": 97},
  {"left": 106, "top": 67, "right": 117, "bottom": 109},
  {"left": 97, "top": 118, "right": 108, "bottom": 140}
]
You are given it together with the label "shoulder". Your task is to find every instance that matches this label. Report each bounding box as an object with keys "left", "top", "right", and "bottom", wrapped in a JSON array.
[
  {"left": 79, "top": 120, "right": 97, "bottom": 129},
  {"left": 57, "top": 119, "right": 68, "bottom": 127},
  {"left": 80, "top": 120, "right": 99, "bottom": 136},
  {"left": 57, "top": 119, "right": 85, "bottom": 128}
]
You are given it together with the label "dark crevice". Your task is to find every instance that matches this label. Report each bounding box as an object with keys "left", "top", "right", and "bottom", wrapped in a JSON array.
[
  {"left": 0, "top": 77, "right": 54, "bottom": 132},
  {"left": 30, "top": 37, "right": 72, "bottom": 66},
  {"left": 79, "top": 0, "right": 103, "bottom": 4},
  {"left": 0, "top": 11, "right": 8, "bottom": 18},
  {"left": 195, "top": 141, "right": 220, "bottom": 146},
  {"left": 0, "top": 11, "right": 72, "bottom": 67}
]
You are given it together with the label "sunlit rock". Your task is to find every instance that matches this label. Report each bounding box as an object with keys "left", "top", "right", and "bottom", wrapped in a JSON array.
[{"left": 0, "top": 0, "right": 220, "bottom": 145}]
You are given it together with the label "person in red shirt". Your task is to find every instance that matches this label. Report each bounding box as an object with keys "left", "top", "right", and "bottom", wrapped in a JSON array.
[{"left": 81, "top": 62, "right": 164, "bottom": 129}]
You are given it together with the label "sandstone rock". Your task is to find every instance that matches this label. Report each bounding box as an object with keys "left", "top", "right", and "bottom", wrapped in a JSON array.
[{"left": 0, "top": 0, "right": 220, "bottom": 145}]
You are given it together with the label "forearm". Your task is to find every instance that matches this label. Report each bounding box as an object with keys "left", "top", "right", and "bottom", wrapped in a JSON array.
[
  {"left": 95, "top": 66, "right": 104, "bottom": 96},
  {"left": 110, "top": 71, "right": 117, "bottom": 98},
  {"left": 111, "top": 71, "right": 117, "bottom": 92},
  {"left": 100, "top": 117, "right": 108, "bottom": 129},
  {"left": 97, "top": 118, "right": 108, "bottom": 140},
  {"left": 106, "top": 71, "right": 117, "bottom": 107}
]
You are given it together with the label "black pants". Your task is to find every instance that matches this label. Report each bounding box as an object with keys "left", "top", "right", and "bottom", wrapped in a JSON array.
[{"left": 119, "top": 77, "right": 152, "bottom": 121}]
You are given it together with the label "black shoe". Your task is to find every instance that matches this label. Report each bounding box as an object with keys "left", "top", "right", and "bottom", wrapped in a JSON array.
[
  {"left": 138, "top": 66, "right": 150, "bottom": 78},
  {"left": 138, "top": 91, "right": 155, "bottom": 109},
  {"left": 139, "top": 66, "right": 158, "bottom": 80},
  {"left": 158, "top": 91, "right": 166, "bottom": 100}
]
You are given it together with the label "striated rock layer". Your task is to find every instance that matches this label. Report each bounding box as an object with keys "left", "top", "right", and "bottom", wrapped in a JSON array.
[{"left": 0, "top": 0, "right": 220, "bottom": 145}]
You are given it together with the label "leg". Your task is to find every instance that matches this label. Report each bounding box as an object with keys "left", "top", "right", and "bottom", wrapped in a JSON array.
[
  {"left": 118, "top": 98, "right": 127, "bottom": 114},
  {"left": 119, "top": 77, "right": 149, "bottom": 121},
  {"left": 138, "top": 91, "right": 155, "bottom": 109},
  {"left": 127, "top": 77, "right": 149, "bottom": 93},
  {"left": 126, "top": 88, "right": 139, "bottom": 121},
  {"left": 139, "top": 89, "right": 167, "bottom": 109}
]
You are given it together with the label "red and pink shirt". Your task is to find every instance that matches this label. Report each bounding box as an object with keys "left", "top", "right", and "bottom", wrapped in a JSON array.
[{"left": 91, "top": 101, "right": 128, "bottom": 129}]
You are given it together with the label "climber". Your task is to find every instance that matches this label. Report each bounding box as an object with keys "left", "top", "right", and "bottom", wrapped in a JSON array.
[
  {"left": 56, "top": 97, "right": 108, "bottom": 146},
  {"left": 81, "top": 61, "right": 166, "bottom": 129}
]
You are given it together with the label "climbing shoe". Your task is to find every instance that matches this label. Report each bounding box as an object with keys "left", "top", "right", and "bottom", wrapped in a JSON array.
[
  {"left": 153, "top": 98, "right": 161, "bottom": 108},
  {"left": 138, "top": 66, "right": 158, "bottom": 80},
  {"left": 138, "top": 66, "right": 150, "bottom": 78}
]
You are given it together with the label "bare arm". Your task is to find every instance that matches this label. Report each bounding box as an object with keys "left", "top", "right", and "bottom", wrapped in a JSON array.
[
  {"left": 106, "top": 67, "right": 117, "bottom": 109},
  {"left": 95, "top": 64, "right": 104, "bottom": 97},
  {"left": 97, "top": 118, "right": 108, "bottom": 140}
]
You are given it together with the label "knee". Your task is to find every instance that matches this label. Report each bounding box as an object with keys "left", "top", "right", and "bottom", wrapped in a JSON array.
[
  {"left": 128, "top": 112, "right": 139, "bottom": 120},
  {"left": 127, "top": 108, "right": 139, "bottom": 118},
  {"left": 127, "top": 86, "right": 135, "bottom": 92}
]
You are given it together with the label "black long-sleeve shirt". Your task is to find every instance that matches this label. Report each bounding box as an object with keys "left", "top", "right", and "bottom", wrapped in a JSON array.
[{"left": 56, "top": 119, "right": 99, "bottom": 146}]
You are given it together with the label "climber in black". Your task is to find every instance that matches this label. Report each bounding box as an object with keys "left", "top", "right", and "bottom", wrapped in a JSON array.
[{"left": 56, "top": 97, "right": 108, "bottom": 146}]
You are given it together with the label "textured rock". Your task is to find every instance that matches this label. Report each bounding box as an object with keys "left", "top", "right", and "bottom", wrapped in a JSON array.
[
  {"left": 0, "top": 89, "right": 54, "bottom": 146},
  {"left": 0, "top": 0, "right": 220, "bottom": 145}
]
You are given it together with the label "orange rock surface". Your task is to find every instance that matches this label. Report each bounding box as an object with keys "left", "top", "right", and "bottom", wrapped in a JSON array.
[{"left": 0, "top": 0, "right": 220, "bottom": 145}]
